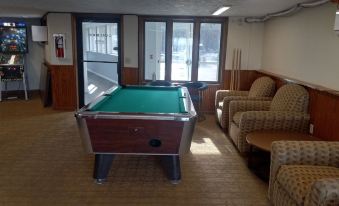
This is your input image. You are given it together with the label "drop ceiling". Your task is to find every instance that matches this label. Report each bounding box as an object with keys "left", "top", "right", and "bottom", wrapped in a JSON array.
[{"left": 0, "top": 0, "right": 318, "bottom": 18}]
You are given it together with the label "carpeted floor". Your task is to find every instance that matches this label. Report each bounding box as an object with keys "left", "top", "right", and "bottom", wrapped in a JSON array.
[{"left": 0, "top": 96, "right": 269, "bottom": 206}]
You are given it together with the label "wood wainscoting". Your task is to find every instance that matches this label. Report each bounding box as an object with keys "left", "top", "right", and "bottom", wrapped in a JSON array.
[
  {"left": 46, "top": 63, "right": 77, "bottom": 110},
  {"left": 222, "top": 70, "right": 258, "bottom": 90},
  {"left": 121, "top": 67, "right": 139, "bottom": 85},
  {"left": 200, "top": 70, "right": 258, "bottom": 113},
  {"left": 201, "top": 84, "right": 221, "bottom": 113},
  {"left": 257, "top": 70, "right": 339, "bottom": 141},
  {"left": 308, "top": 90, "right": 339, "bottom": 141}
]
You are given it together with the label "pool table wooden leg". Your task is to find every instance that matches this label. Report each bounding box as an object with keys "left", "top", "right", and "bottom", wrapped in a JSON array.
[
  {"left": 93, "top": 154, "right": 115, "bottom": 184},
  {"left": 160, "top": 155, "right": 181, "bottom": 184}
]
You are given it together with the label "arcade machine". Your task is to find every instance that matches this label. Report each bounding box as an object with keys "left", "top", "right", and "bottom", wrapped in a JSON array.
[{"left": 0, "top": 22, "right": 28, "bottom": 101}]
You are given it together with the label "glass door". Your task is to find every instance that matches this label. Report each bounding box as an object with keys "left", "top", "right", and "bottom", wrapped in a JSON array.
[
  {"left": 144, "top": 21, "right": 166, "bottom": 80},
  {"left": 171, "top": 22, "right": 194, "bottom": 81},
  {"left": 76, "top": 16, "right": 121, "bottom": 107},
  {"left": 141, "top": 17, "right": 225, "bottom": 83}
]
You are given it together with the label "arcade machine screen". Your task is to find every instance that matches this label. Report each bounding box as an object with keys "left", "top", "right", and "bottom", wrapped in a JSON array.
[{"left": 0, "top": 26, "right": 27, "bottom": 53}]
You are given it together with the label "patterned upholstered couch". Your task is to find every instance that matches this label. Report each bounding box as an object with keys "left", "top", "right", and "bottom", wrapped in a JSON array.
[
  {"left": 269, "top": 141, "right": 339, "bottom": 206},
  {"left": 228, "top": 84, "right": 310, "bottom": 153},
  {"left": 215, "top": 76, "right": 275, "bottom": 129}
]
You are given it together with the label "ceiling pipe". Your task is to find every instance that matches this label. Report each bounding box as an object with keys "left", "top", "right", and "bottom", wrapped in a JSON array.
[{"left": 245, "top": 0, "right": 329, "bottom": 23}]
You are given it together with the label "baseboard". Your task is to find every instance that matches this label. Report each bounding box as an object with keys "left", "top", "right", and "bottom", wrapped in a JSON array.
[{"left": 1, "top": 89, "right": 39, "bottom": 100}]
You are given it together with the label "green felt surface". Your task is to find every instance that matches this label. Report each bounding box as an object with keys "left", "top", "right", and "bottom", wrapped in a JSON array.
[{"left": 89, "top": 86, "right": 187, "bottom": 113}]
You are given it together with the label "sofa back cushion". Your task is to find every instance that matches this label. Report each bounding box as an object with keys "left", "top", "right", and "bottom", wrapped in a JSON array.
[
  {"left": 248, "top": 76, "right": 275, "bottom": 97},
  {"left": 270, "top": 84, "right": 309, "bottom": 112}
]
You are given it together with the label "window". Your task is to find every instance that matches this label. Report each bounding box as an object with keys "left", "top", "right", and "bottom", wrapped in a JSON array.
[
  {"left": 84, "top": 23, "right": 119, "bottom": 57},
  {"left": 140, "top": 17, "right": 226, "bottom": 83},
  {"left": 198, "top": 23, "right": 222, "bottom": 82}
]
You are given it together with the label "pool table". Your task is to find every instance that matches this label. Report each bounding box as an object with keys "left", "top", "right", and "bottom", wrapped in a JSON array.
[{"left": 75, "top": 85, "right": 197, "bottom": 184}]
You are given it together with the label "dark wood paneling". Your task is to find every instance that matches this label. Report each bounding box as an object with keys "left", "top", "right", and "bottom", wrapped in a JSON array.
[
  {"left": 257, "top": 70, "right": 339, "bottom": 141},
  {"left": 201, "top": 84, "right": 221, "bottom": 113},
  {"left": 46, "top": 63, "right": 77, "bottom": 110},
  {"left": 86, "top": 119, "right": 184, "bottom": 154},
  {"left": 121, "top": 67, "right": 139, "bottom": 85},
  {"left": 308, "top": 89, "right": 339, "bottom": 141},
  {"left": 222, "top": 70, "right": 259, "bottom": 90},
  {"left": 200, "top": 70, "right": 258, "bottom": 113}
]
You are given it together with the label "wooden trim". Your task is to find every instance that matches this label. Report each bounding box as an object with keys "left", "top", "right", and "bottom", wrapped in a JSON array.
[
  {"left": 258, "top": 70, "right": 339, "bottom": 96},
  {"left": 219, "top": 19, "right": 228, "bottom": 83},
  {"left": 191, "top": 21, "right": 200, "bottom": 82},
  {"left": 138, "top": 16, "right": 145, "bottom": 84},
  {"left": 121, "top": 67, "right": 139, "bottom": 85},
  {"left": 165, "top": 19, "right": 173, "bottom": 81},
  {"left": 71, "top": 14, "right": 79, "bottom": 109},
  {"left": 121, "top": 15, "right": 124, "bottom": 68}
]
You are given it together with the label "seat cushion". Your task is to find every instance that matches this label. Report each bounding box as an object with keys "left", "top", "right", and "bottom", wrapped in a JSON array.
[
  {"left": 276, "top": 165, "right": 339, "bottom": 205},
  {"left": 232, "top": 112, "right": 243, "bottom": 126}
]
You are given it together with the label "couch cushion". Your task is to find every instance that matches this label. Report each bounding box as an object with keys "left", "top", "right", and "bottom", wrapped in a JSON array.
[
  {"left": 232, "top": 112, "right": 243, "bottom": 126},
  {"left": 248, "top": 76, "right": 275, "bottom": 97},
  {"left": 270, "top": 84, "right": 309, "bottom": 112},
  {"left": 276, "top": 165, "right": 339, "bottom": 205}
]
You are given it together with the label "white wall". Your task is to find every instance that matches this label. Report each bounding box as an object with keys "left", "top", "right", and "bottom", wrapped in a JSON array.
[
  {"left": 123, "top": 15, "right": 138, "bottom": 68},
  {"left": 262, "top": 3, "right": 339, "bottom": 90},
  {"left": 226, "top": 17, "right": 264, "bottom": 70},
  {"left": 45, "top": 13, "right": 73, "bottom": 65}
]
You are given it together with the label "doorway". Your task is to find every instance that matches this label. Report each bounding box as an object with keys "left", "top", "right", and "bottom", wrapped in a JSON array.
[{"left": 76, "top": 15, "right": 121, "bottom": 107}]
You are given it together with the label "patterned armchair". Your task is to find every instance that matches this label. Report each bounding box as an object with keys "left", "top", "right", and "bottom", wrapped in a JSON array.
[
  {"left": 228, "top": 84, "right": 310, "bottom": 153},
  {"left": 215, "top": 76, "right": 275, "bottom": 129},
  {"left": 269, "top": 141, "right": 339, "bottom": 206}
]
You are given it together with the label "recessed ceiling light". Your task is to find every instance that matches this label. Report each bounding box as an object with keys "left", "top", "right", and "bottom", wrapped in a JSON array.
[
  {"left": 336, "top": 11, "right": 339, "bottom": 15},
  {"left": 212, "top": 6, "right": 230, "bottom": 16}
]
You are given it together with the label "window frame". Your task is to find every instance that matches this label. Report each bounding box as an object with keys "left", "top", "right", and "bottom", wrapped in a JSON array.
[{"left": 139, "top": 16, "right": 228, "bottom": 84}]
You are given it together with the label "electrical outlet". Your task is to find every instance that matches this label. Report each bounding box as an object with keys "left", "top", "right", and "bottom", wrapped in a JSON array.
[{"left": 309, "top": 124, "right": 314, "bottom": 135}]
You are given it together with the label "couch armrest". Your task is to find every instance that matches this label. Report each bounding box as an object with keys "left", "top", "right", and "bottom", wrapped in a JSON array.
[
  {"left": 240, "top": 111, "right": 310, "bottom": 133},
  {"left": 305, "top": 178, "right": 339, "bottom": 206},
  {"left": 215, "top": 90, "right": 249, "bottom": 108},
  {"left": 229, "top": 100, "right": 271, "bottom": 126},
  {"left": 268, "top": 141, "right": 339, "bottom": 200},
  {"left": 219, "top": 96, "right": 272, "bottom": 129}
]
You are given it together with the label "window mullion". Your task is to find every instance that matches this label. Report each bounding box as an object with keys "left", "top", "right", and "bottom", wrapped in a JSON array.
[
  {"left": 165, "top": 20, "right": 173, "bottom": 81},
  {"left": 191, "top": 20, "right": 200, "bottom": 82}
]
